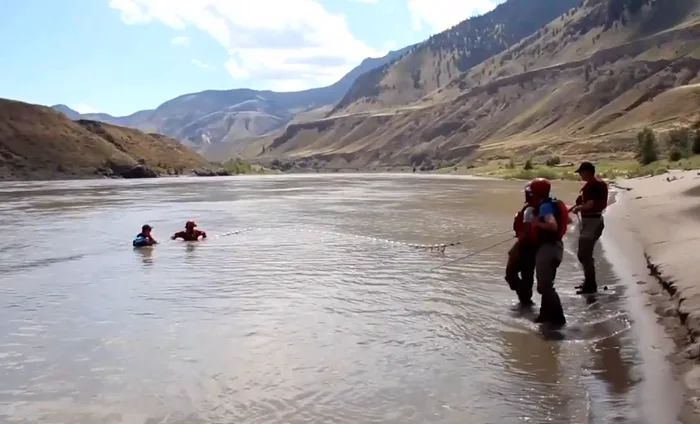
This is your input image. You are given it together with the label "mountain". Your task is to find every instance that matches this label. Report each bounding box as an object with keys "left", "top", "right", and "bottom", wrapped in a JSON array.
[
  {"left": 258, "top": 0, "right": 700, "bottom": 169},
  {"left": 0, "top": 98, "right": 216, "bottom": 180},
  {"left": 50, "top": 47, "right": 411, "bottom": 155},
  {"left": 329, "top": 0, "right": 582, "bottom": 116}
]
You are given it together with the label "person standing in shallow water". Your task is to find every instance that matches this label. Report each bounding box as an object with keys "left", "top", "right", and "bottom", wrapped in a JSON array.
[
  {"left": 529, "top": 177, "right": 569, "bottom": 327},
  {"left": 569, "top": 161, "right": 608, "bottom": 295},
  {"left": 505, "top": 183, "right": 538, "bottom": 308}
]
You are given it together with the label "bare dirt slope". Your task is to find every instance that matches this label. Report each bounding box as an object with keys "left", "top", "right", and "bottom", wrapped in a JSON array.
[
  {"left": 330, "top": 0, "right": 581, "bottom": 116},
  {"left": 259, "top": 0, "right": 700, "bottom": 169},
  {"left": 0, "top": 99, "right": 213, "bottom": 180}
]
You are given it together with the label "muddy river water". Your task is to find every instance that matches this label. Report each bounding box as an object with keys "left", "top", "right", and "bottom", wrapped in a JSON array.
[{"left": 0, "top": 174, "right": 684, "bottom": 423}]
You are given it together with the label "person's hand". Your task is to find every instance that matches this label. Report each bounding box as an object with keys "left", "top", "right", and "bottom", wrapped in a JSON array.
[
  {"left": 569, "top": 205, "right": 580, "bottom": 214},
  {"left": 170, "top": 235, "right": 176, "bottom": 240}
]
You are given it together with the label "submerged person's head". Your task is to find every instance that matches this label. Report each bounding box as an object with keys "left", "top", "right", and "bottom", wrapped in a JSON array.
[
  {"left": 185, "top": 220, "right": 197, "bottom": 232},
  {"left": 141, "top": 224, "right": 153, "bottom": 235}
]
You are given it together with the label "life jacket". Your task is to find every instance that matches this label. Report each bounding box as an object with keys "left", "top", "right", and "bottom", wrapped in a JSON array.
[
  {"left": 513, "top": 203, "right": 538, "bottom": 241},
  {"left": 133, "top": 233, "right": 150, "bottom": 247},
  {"left": 512, "top": 203, "right": 528, "bottom": 237},
  {"left": 579, "top": 178, "right": 609, "bottom": 215},
  {"left": 536, "top": 197, "right": 569, "bottom": 243}
]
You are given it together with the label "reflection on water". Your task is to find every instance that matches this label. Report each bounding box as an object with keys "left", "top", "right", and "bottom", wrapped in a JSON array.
[
  {"left": 135, "top": 247, "right": 155, "bottom": 267},
  {"left": 0, "top": 174, "right": 681, "bottom": 423}
]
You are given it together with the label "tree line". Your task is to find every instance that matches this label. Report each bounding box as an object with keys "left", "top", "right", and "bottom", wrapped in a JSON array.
[{"left": 636, "top": 125, "right": 700, "bottom": 165}]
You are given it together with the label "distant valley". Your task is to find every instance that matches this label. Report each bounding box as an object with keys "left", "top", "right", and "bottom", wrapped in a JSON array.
[
  {"left": 51, "top": 46, "right": 412, "bottom": 159},
  {"left": 33, "top": 0, "right": 700, "bottom": 173}
]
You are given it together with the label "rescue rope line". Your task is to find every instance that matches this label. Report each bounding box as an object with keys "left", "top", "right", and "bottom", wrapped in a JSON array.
[
  {"left": 196, "top": 227, "right": 514, "bottom": 253},
  {"left": 430, "top": 237, "right": 514, "bottom": 271}
]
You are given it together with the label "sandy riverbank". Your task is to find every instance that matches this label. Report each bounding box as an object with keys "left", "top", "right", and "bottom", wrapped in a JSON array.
[{"left": 606, "top": 169, "right": 700, "bottom": 423}]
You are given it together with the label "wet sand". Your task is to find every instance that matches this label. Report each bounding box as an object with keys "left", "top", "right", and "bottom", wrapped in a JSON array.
[{"left": 607, "top": 169, "right": 700, "bottom": 423}]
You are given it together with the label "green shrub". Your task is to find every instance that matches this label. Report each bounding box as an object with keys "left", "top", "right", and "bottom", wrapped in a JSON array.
[
  {"left": 544, "top": 156, "right": 561, "bottom": 166},
  {"left": 636, "top": 128, "right": 658, "bottom": 165},
  {"left": 692, "top": 129, "right": 700, "bottom": 155},
  {"left": 667, "top": 128, "right": 690, "bottom": 158},
  {"left": 669, "top": 146, "right": 684, "bottom": 162}
]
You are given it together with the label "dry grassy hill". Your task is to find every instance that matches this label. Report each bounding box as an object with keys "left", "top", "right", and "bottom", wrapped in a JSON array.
[
  {"left": 257, "top": 0, "right": 700, "bottom": 169},
  {"left": 0, "top": 98, "right": 216, "bottom": 180},
  {"left": 330, "top": 0, "right": 581, "bottom": 116}
]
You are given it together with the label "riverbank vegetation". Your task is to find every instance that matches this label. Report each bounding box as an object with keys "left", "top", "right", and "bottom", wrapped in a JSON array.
[
  {"left": 461, "top": 124, "right": 700, "bottom": 181},
  {"left": 212, "top": 158, "right": 270, "bottom": 174}
]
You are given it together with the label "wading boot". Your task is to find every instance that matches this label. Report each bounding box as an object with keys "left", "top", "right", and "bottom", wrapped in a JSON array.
[
  {"left": 518, "top": 295, "right": 534, "bottom": 309},
  {"left": 535, "top": 292, "right": 566, "bottom": 327},
  {"left": 576, "top": 278, "right": 598, "bottom": 295}
]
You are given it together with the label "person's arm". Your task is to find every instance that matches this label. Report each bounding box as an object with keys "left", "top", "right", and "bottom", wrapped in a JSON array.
[
  {"left": 517, "top": 207, "right": 534, "bottom": 242},
  {"left": 200, "top": 231, "right": 207, "bottom": 239},
  {"left": 171, "top": 231, "right": 184, "bottom": 240},
  {"left": 570, "top": 194, "right": 583, "bottom": 213},
  {"left": 148, "top": 235, "right": 158, "bottom": 245},
  {"left": 533, "top": 202, "right": 558, "bottom": 232}
]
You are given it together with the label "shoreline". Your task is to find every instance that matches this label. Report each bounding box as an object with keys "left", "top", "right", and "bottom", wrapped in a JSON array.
[{"left": 604, "top": 169, "right": 700, "bottom": 423}]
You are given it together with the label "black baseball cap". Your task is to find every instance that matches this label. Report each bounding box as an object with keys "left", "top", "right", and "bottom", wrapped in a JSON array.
[{"left": 575, "top": 161, "right": 595, "bottom": 173}]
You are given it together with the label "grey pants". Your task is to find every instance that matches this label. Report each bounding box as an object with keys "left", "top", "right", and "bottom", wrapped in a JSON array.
[
  {"left": 535, "top": 240, "right": 565, "bottom": 323},
  {"left": 577, "top": 216, "right": 604, "bottom": 286}
]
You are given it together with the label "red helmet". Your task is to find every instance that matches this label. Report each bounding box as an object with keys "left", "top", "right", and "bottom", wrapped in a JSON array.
[
  {"left": 185, "top": 220, "right": 197, "bottom": 229},
  {"left": 529, "top": 177, "right": 551, "bottom": 198}
]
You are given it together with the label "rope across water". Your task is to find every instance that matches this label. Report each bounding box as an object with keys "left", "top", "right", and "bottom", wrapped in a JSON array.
[{"left": 177, "top": 226, "right": 514, "bottom": 253}]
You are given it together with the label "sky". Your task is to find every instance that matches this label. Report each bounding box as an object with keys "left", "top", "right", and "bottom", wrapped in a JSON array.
[{"left": 0, "top": 0, "right": 504, "bottom": 116}]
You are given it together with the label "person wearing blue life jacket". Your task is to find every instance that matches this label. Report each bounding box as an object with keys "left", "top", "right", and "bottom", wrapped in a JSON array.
[
  {"left": 133, "top": 224, "right": 158, "bottom": 247},
  {"left": 529, "top": 178, "right": 569, "bottom": 328}
]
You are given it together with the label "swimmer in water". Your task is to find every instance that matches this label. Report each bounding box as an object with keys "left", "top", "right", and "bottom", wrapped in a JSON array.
[
  {"left": 171, "top": 220, "right": 207, "bottom": 241},
  {"left": 133, "top": 224, "right": 158, "bottom": 247}
]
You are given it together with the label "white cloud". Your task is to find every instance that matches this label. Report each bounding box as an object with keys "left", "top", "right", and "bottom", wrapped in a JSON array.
[
  {"left": 407, "top": 0, "right": 504, "bottom": 32},
  {"left": 71, "top": 104, "right": 100, "bottom": 114},
  {"left": 171, "top": 35, "right": 190, "bottom": 46},
  {"left": 191, "top": 59, "right": 214, "bottom": 69},
  {"left": 108, "top": 0, "right": 384, "bottom": 90}
]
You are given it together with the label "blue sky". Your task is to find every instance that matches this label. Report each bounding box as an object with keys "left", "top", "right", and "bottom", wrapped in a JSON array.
[{"left": 0, "top": 0, "right": 503, "bottom": 116}]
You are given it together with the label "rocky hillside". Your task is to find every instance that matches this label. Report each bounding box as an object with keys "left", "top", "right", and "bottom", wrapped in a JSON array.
[
  {"left": 51, "top": 47, "right": 411, "bottom": 155},
  {"left": 259, "top": 0, "right": 700, "bottom": 169},
  {"left": 0, "top": 99, "right": 216, "bottom": 180},
  {"left": 329, "top": 0, "right": 582, "bottom": 116}
]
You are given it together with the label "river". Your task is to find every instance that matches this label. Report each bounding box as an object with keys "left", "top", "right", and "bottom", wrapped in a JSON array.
[{"left": 0, "top": 174, "right": 682, "bottom": 423}]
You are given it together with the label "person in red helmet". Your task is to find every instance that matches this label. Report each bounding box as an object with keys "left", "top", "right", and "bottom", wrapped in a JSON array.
[
  {"left": 505, "top": 183, "right": 538, "bottom": 308},
  {"left": 529, "top": 177, "right": 569, "bottom": 327},
  {"left": 171, "top": 220, "right": 207, "bottom": 241}
]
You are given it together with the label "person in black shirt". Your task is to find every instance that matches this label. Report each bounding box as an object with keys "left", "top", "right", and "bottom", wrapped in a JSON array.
[{"left": 570, "top": 162, "right": 608, "bottom": 294}]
